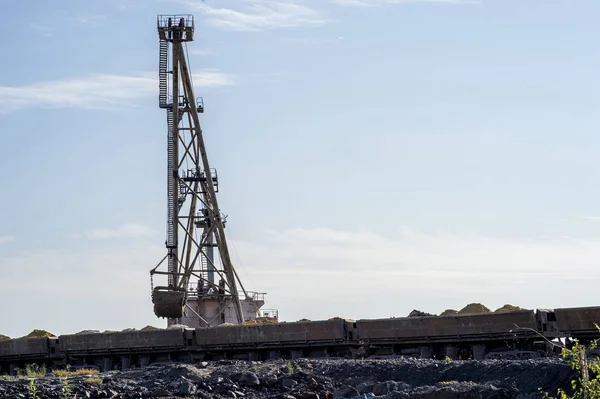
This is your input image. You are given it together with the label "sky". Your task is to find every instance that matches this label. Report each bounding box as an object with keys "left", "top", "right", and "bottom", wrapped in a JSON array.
[{"left": 1, "top": 0, "right": 600, "bottom": 338}]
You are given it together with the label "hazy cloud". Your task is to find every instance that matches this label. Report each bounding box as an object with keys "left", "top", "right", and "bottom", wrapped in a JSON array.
[
  {"left": 183, "top": 0, "right": 327, "bottom": 31},
  {"left": 331, "top": 0, "right": 480, "bottom": 6},
  {"left": 0, "top": 70, "right": 237, "bottom": 113},
  {"left": 2, "top": 226, "right": 597, "bottom": 336},
  {"left": 29, "top": 23, "right": 53, "bottom": 37},
  {"left": 87, "top": 223, "right": 159, "bottom": 239},
  {"left": 189, "top": 48, "right": 215, "bottom": 56},
  {"left": 0, "top": 236, "right": 15, "bottom": 244},
  {"left": 72, "top": 15, "right": 106, "bottom": 25}
]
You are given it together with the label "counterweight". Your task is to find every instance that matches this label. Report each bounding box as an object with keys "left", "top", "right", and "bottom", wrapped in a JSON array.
[{"left": 150, "top": 15, "right": 266, "bottom": 327}]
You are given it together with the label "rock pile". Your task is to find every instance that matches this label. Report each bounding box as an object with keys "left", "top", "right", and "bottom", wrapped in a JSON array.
[
  {"left": 457, "top": 303, "right": 491, "bottom": 315},
  {"left": 0, "top": 357, "right": 576, "bottom": 399},
  {"left": 0, "top": 335, "right": 9, "bottom": 341},
  {"left": 22, "top": 329, "right": 55, "bottom": 338},
  {"left": 407, "top": 303, "right": 525, "bottom": 318},
  {"left": 440, "top": 309, "right": 458, "bottom": 316},
  {"left": 140, "top": 325, "right": 160, "bottom": 331},
  {"left": 494, "top": 304, "right": 525, "bottom": 313},
  {"left": 243, "top": 317, "right": 278, "bottom": 325},
  {"left": 408, "top": 310, "right": 436, "bottom": 317}
]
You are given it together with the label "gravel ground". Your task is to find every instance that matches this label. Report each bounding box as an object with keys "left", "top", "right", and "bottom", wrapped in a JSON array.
[{"left": 0, "top": 358, "right": 576, "bottom": 399}]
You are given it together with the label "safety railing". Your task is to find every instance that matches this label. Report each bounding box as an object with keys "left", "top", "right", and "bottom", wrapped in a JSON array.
[{"left": 157, "top": 15, "right": 194, "bottom": 29}]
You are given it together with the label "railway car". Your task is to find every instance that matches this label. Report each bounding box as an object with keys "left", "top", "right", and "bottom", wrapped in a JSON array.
[
  {"left": 0, "top": 337, "right": 58, "bottom": 374},
  {"left": 195, "top": 318, "right": 357, "bottom": 360},
  {"left": 57, "top": 327, "right": 195, "bottom": 371},
  {"left": 3, "top": 306, "right": 600, "bottom": 374},
  {"left": 554, "top": 306, "right": 600, "bottom": 342},
  {"left": 356, "top": 310, "right": 550, "bottom": 360}
]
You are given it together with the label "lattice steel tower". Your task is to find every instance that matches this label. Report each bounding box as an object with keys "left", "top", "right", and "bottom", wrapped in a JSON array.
[{"left": 150, "top": 15, "right": 266, "bottom": 327}]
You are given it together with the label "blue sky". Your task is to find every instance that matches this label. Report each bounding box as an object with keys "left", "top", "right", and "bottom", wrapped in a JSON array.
[{"left": 1, "top": 0, "right": 600, "bottom": 337}]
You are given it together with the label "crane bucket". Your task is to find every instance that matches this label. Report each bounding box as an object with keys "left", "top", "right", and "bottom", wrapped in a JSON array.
[{"left": 152, "top": 287, "right": 186, "bottom": 319}]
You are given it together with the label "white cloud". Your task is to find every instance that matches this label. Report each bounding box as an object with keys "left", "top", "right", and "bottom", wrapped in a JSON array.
[
  {"left": 0, "top": 236, "right": 15, "bottom": 244},
  {"left": 1, "top": 226, "right": 598, "bottom": 337},
  {"left": 182, "top": 0, "right": 327, "bottom": 31},
  {"left": 87, "top": 223, "right": 159, "bottom": 239},
  {"left": 331, "top": 0, "right": 480, "bottom": 6},
  {"left": 0, "top": 70, "right": 237, "bottom": 113},
  {"left": 29, "top": 23, "right": 53, "bottom": 37},
  {"left": 189, "top": 48, "right": 215, "bottom": 56},
  {"left": 72, "top": 15, "right": 106, "bottom": 25},
  {"left": 0, "top": 241, "right": 165, "bottom": 337},
  {"left": 231, "top": 227, "right": 600, "bottom": 320}
]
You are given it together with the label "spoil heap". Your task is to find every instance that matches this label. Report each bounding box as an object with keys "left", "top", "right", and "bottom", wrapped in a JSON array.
[
  {"left": 0, "top": 335, "right": 9, "bottom": 341},
  {"left": 22, "top": 329, "right": 54, "bottom": 338},
  {"left": 76, "top": 330, "right": 101, "bottom": 334},
  {"left": 457, "top": 303, "right": 491, "bottom": 315},
  {"left": 440, "top": 309, "right": 458, "bottom": 316},
  {"left": 243, "top": 318, "right": 278, "bottom": 326},
  {"left": 141, "top": 325, "right": 160, "bottom": 331},
  {"left": 408, "top": 310, "right": 436, "bottom": 317},
  {"left": 494, "top": 304, "right": 525, "bottom": 313}
]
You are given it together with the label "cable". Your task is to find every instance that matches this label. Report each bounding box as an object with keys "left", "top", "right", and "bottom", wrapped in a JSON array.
[
  {"left": 225, "top": 225, "right": 254, "bottom": 288},
  {"left": 184, "top": 42, "right": 194, "bottom": 94}
]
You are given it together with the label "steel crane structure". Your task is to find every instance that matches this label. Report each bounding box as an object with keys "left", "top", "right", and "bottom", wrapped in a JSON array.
[{"left": 150, "top": 15, "right": 266, "bottom": 327}]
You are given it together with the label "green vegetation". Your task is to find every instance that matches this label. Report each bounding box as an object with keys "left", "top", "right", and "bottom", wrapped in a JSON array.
[
  {"left": 17, "top": 364, "right": 46, "bottom": 379},
  {"left": 60, "top": 376, "right": 72, "bottom": 398},
  {"left": 285, "top": 360, "right": 302, "bottom": 374},
  {"left": 28, "top": 379, "right": 39, "bottom": 399},
  {"left": 285, "top": 360, "right": 294, "bottom": 374},
  {"left": 541, "top": 324, "right": 600, "bottom": 399},
  {"left": 53, "top": 368, "right": 99, "bottom": 378},
  {"left": 84, "top": 377, "right": 102, "bottom": 385}
]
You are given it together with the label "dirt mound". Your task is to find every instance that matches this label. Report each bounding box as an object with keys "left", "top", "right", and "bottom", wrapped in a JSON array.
[
  {"left": 243, "top": 317, "right": 278, "bottom": 325},
  {"left": 408, "top": 310, "right": 436, "bottom": 317},
  {"left": 494, "top": 304, "right": 525, "bottom": 313},
  {"left": 22, "top": 329, "right": 55, "bottom": 338},
  {"left": 440, "top": 309, "right": 458, "bottom": 316},
  {"left": 0, "top": 334, "right": 10, "bottom": 341},
  {"left": 167, "top": 324, "right": 189, "bottom": 329},
  {"left": 297, "top": 318, "right": 311, "bottom": 322},
  {"left": 457, "top": 303, "right": 491, "bottom": 315},
  {"left": 141, "top": 325, "right": 161, "bottom": 331},
  {"left": 218, "top": 323, "right": 235, "bottom": 327}
]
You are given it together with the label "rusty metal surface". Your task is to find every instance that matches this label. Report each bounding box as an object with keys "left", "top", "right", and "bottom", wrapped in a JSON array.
[
  {"left": 0, "top": 338, "right": 48, "bottom": 359},
  {"left": 59, "top": 329, "right": 186, "bottom": 354},
  {"left": 554, "top": 307, "right": 600, "bottom": 333},
  {"left": 196, "top": 320, "right": 348, "bottom": 348},
  {"left": 357, "top": 311, "right": 537, "bottom": 343}
]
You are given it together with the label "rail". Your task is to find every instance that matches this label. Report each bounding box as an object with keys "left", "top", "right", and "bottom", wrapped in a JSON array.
[{"left": 157, "top": 15, "right": 194, "bottom": 29}]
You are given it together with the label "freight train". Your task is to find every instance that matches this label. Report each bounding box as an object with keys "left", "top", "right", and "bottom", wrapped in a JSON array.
[{"left": 1, "top": 306, "right": 598, "bottom": 374}]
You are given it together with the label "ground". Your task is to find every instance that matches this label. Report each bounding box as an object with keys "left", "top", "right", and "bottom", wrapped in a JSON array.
[{"left": 0, "top": 358, "right": 577, "bottom": 398}]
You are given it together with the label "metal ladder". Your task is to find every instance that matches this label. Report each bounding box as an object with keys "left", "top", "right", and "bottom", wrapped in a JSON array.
[
  {"left": 159, "top": 40, "right": 169, "bottom": 108},
  {"left": 166, "top": 108, "right": 176, "bottom": 287},
  {"left": 201, "top": 254, "right": 209, "bottom": 285}
]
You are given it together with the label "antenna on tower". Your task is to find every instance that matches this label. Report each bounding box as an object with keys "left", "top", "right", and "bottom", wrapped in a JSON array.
[{"left": 150, "top": 15, "right": 268, "bottom": 327}]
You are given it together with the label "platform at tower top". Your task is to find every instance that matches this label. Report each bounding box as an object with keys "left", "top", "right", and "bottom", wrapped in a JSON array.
[{"left": 157, "top": 14, "right": 194, "bottom": 42}]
